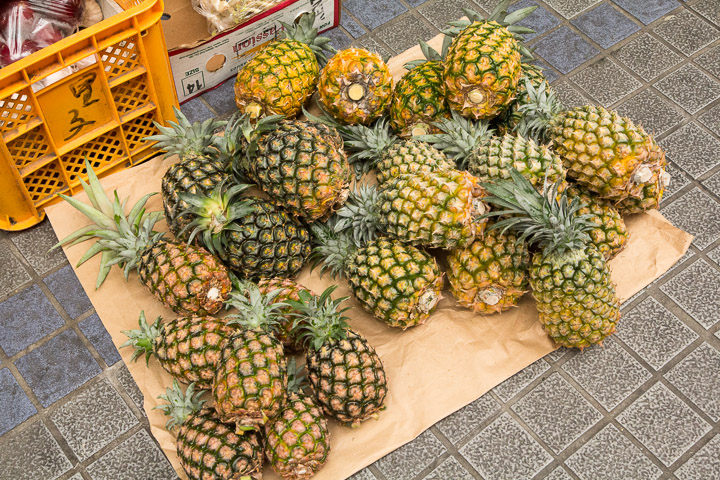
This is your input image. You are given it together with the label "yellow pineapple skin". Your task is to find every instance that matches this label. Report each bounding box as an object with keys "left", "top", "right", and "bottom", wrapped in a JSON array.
[
  {"left": 318, "top": 48, "right": 393, "bottom": 125},
  {"left": 566, "top": 185, "right": 628, "bottom": 259},
  {"left": 257, "top": 278, "right": 314, "bottom": 353},
  {"left": 389, "top": 60, "right": 450, "bottom": 137},
  {"left": 234, "top": 39, "right": 319, "bottom": 118},
  {"left": 443, "top": 21, "right": 522, "bottom": 119}
]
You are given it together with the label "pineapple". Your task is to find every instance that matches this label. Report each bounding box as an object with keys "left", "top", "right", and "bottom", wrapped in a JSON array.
[
  {"left": 234, "top": 12, "right": 335, "bottom": 118},
  {"left": 519, "top": 80, "right": 669, "bottom": 213},
  {"left": 179, "top": 181, "right": 311, "bottom": 280},
  {"left": 447, "top": 225, "right": 529, "bottom": 314},
  {"left": 236, "top": 115, "right": 352, "bottom": 221},
  {"left": 566, "top": 185, "right": 629, "bottom": 259},
  {"left": 441, "top": 2, "right": 536, "bottom": 119},
  {"left": 389, "top": 39, "right": 452, "bottom": 137},
  {"left": 483, "top": 170, "right": 621, "bottom": 349},
  {"left": 156, "top": 380, "right": 264, "bottom": 480},
  {"left": 144, "top": 107, "right": 229, "bottom": 241},
  {"left": 121, "top": 312, "right": 235, "bottom": 389},
  {"left": 212, "top": 284, "right": 288, "bottom": 430},
  {"left": 287, "top": 286, "right": 388, "bottom": 426},
  {"left": 497, "top": 63, "right": 552, "bottom": 135},
  {"left": 311, "top": 215, "right": 444, "bottom": 329},
  {"left": 264, "top": 360, "right": 330, "bottom": 480},
  {"left": 53, "top": 161, "right": 231, "bottom": 316},
  {"left": 317, "top": 47, "right": 393, "bottom": 125},
  {"left": 257, "top": 277, "right": 315, "bottom": 352}
]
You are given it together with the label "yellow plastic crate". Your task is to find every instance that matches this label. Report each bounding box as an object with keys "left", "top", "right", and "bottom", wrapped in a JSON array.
[{"left": 0, "top": 0, "right": 178, "bottom": 230}]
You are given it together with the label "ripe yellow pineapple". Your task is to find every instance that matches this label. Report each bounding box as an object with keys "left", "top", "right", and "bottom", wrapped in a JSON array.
[
  {"left": 234, "top": 12, "right": 334, "bottom": 118},
  {"left": 566, "top": 185, "right": 629, "bottom": 259},
  {"left": 317, "top": 47, "right": 393, "bottom": 125}
]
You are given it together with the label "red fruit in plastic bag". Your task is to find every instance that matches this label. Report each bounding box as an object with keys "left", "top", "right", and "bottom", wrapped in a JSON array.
[
  {"left": 36, "top": 0, "right": 85, "bottom": 26},
  {"left": 34, "top": 19, "right": 64, "bottom": 46},
  {"left": 0, "top": 42, "right": 12, "bottom": 67}
]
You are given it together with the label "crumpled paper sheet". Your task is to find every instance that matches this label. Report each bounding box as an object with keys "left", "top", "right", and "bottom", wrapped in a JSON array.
[{"left": 45, "top": 33, "right": 693, "bottom": 480}]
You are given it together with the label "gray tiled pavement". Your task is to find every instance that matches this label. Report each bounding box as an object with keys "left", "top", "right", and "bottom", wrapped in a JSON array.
[{"left": 1, "top": 0, "right": 719, "bottom": 479}]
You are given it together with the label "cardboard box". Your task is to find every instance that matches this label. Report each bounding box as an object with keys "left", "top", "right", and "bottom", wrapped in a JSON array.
[{"left": 162, "top": 0, "right": 340, "bottom": 103}]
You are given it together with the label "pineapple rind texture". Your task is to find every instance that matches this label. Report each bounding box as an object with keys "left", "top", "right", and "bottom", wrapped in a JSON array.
[
  {"left": 235, "top": 39, "right": 319, "bottom": 118},
  {"left": 137, "top": 241, "right": 232, "bottom": 317},
  {"left": 264, "top": 392, "right": 330, "bottom": 480},
  {"left": 389, "top": 60, "right": 450, "bottom": 137},
  {"left": 378, "top": 169, "right": 488, "bottom": 249},
  {"left": 318, "top": 48, "right": 394, "bottom": 125},
  {"left": 530, "top": 245, "right": 620, "bottom": 349},
  {"left": 249, "top": 120, "right": 352, "bottom": 221},
  {"left": 447, "top": 228, "right": 529, "bottom": 314},
  {"left": 443, "top": 21, "right": 522, "bottom": 119},
  {"left": 566, "top": 185, "right": 628, "bottom": 259},
  {"left": 307, "top": 329, "right": 388, "bottom": 426},
  {"left": 498, "top": 63, "right": 548, "bottom": 135},
  {"left": 212, "top": 329, "right": 288, "bottom": 429},
  {"left": 155, "top": 317, "right": 236, "bottom": 390},
  {"left": 550, "top": 105, "right": 667, "bottom": 207},
  {"left": 257, "top": 278, "right": 314, "bottom": 352},
  {"left": 346, "top": 238, "right": 445, "bottom": 329},
  {"left": 176, "top": 408, "right": 264, "bottom": 480},
  {"left": 375, "top": 139, "right": 456, "bottom": 185}
]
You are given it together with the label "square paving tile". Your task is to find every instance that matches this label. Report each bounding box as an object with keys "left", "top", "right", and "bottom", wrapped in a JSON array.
[
  {"left": 343, "top": 0, "right": 407, "bottom": 30},
  {"left": 675, "top": 434, "right": 720, "bottom": 480},
  {"left": 552, "top": 81, "right": 593, "bottom": 107},
  {"left": 9, "top": 219, "right": 67, "bottom": 276},
  {"left": 566, "top": 423, "right": 662, "bottom": 480},
  {"left": 348, "top": 469, "right": 378, "bottom": 480},
  {"left": 571, "top": 3, "right": 640, "bottom": 49},
  {"left": 0, "top": 367, "right": 36, "bottom": 436},
  {"left": 199, "top": 79, "right": 237, "bottom": 118},
  {"left": 692, "top": 0, "right": 720, "bottom": 26},
  {"left": 614, "top": 0, "right": 681, "bottom": 25},
  {"left": 660, "top": 259, "right": 720, "bottom": 328},
  {"left": 660, "top": 188, "right": 720, "bottom": 250},
  {"left": 324, "top": 26, "right": 353, "bottom": 50},
  {"left": 545, "top": 466, "right": 574, "bottom": 479},
  {"left": 375, "top": 13, "right": 436, "bottom": 56},
  {"left": 354, "top": 36, "right": 393, "bottom": 62},
  {"left": 660, "top": 162, "right": 691, "bottom": 206},
  {"left": 51, "top": 378, "right": 138, "bottom": 461},
  {"left": 616, "top": 89, "right": 685, "bottom": 137},
  {"left": 436, "top": 392, "right": 500, "bottom": 444},
  {"left": 531, "top": 26, "right": 599, "bottom": 74},
  {"left": 0, "top": 245, "right": 31, "bottom": 301},
  {"left": 695, "top": 45, "right": 720, "bottom": 80},
  {"left": 79, "top": 313, "right": 121, "bottom": 366},
  {"left": 561, "top": 338, "right": 651, "bottom": 411},
  {"left": 0, "top": 420, "right": 72, "bottom": 479},
  {"left": 459, "top": 412, "right": 553, "bottom": 479},
  {"left": 660, "top": 122, "right": 720, "bottom": 178},
  {"left": 654, "top": 63, "right": 720, "bottom": 114},
  {"left": 509, "top": 0, "right": 562, "bottom": 41},
  {"left": 86, "top": 429, "right": 177, "bottom": 480},
  {"left": 115, "top": 364, "right": 144, "bottom": 411},
  {"left": 418, "top": 0, "right": 477, "bottom": 31},
  {"left": 44, "top": 265, "right": 93, "bottom": 320},
  {"left": 491, "top": 358, "right": 550, "bottom": 402},
  {"left": 340, "top": 12, "right": 367, "bottom": 39},
  {"left": 653, "top": 9, "right": 720, "bottom": 55},
  {"left": 373, "top": 430, "right": 446, "bottom": 480},
  {"left": 0, "top": 284, "right": 64, "bottom": 357},
  {"left": 543, "top": 0, "right": 602, "bottom": 19},
  {"left": 530, "top": 59, "right": 560, "bottom": 84},
  {"left": 511, "top": 373, "right": 603, "bottom": 454},
  {"left": 616, "top": 382, "right": 711, "bottom": 466},
  {"left": 571, "top": 57, "right": 642, "bottom": 107},
  {"left": 709, "top": 243, "right": 720, "bottom": 266},
  {"left": 665, "top": 342, "right": 720, "bottom": 421},
  {"left": 703, "top": 170, "right": 720, "bottom": 197},
  {"left": 14, "top": 329, "right": 101, "bottom": 407},
  {"left": 617, "top": 296, "right": 698, "bottom": 370},
  {"left": 179, "top": 97, "right": 213, "bottom": 123},
  {"left": 615, "top": 33, "right": 683, "bottom": 81},
  {"left": 422, "top": 455, "right": 474, "bottom": 480},
  {"left": 699, "top": 103, "right": 720, "bottom": 134}
]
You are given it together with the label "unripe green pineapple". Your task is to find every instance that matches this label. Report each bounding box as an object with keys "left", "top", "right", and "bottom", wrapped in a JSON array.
[
  {"left": 156, "top": 381, "right": 264, "bottom": 480},
  {"left": 121, "top": 312, "right": 235, "bottom": 389},
  {"left": 483, "top": 170, "right": 621, "bottom": 349}
]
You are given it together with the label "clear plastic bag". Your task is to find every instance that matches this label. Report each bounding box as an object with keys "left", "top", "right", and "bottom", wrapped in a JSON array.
[
  {"left": 0, "top": 0, "right": 85, "bottom": 67},
  {"left": 191, "top": 0, "right": 282, "bottom": 35}
]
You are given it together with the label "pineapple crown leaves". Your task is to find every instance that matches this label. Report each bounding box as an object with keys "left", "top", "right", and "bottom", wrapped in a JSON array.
[
  {"left": 308, "top": 216, "right": 358, "bottom": 279},
  {"left": 217, "top": 111, "right": 248, "bottom": 170},
  {"left": 223, "top": 281, "right": 288, "bottom": 333},
  {"left": 278, "top": 11, "right": 336, "bottom": 67},
  {"left": 176, "top": 180, "right": 256, "bottom": 258},
  {"left": 119, "top": 311, "right": 162, "bottom": 366},
  {"left": 285, "top": 286, "right": 351, "bottom": 351},
  {"left": 286, "top": 357, "right": 308, "bottom": 394},
  {"left": 516, "top": 78, "right": 566, "bottom": 143},
  {"left": 154, "top": 379, "right": 206, "bottom": 431},
  {"left": 482, "top": 169, "right": 595, "bottom": 257},
  {"left": 403, "top": 36, "right": 452, "bottom": 70},
  {"left": 335, "top": 184, "right": 382, "bottom": 246},
  {"left": 144, "top": 106, "right": 225, "bottom": 160},
  {"left": 237, "top": 113, "right": 285, "bottom": 161},
  {"left": 418, "top": 111, "right": 495, "bottom": 170},
  {"left": 51, "top": 159, "right": 165, "bottom": 289}
]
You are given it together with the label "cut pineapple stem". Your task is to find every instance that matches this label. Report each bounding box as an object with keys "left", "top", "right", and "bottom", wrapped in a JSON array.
[
  {"left": 246, "top": 103, "right": 262, "bottom": 118},
  {"left": 472, "top": 198, "right": 487, "bottom": 216},
  {"left": 411, "top": 124, "right": 429, "bottom": 136},
  {"left": 631, "top": 166, "right": 653, "bottom": 184},
  {"left": 661, "top": 170, "right": 672, "bottom": 187},
  {"left": 207, "top": 287, "right": 221, "bottom": 301},
  {"left": 477, "top": 287, "right": 504, "bottom": 306},
  {"left": 418, "top": 290, "right": 440, "bottom": 313},
  {"left": 468, "top": 89, "right": 485, "bottom": 104},
  {"left": 348, "top": 83, "right": 366, "bottom": 100}
]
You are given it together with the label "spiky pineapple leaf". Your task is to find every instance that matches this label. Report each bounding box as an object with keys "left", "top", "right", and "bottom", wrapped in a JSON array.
[
  {"left": 120, "top": 311, "right": 162, "bottom": 366},
  {"left": 285, "top": 285, "right": 351, "bottom": 351},
  {"left": 154, "top": 380, "right": 206, "bottom": 431}
]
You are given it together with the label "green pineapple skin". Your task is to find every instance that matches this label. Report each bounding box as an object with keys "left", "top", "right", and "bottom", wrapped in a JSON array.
[
  {"left": 375, "top": 139, "right": 456, "bottom": 186},
  {"left": 389, "top": 60, "right": 450, "bottom": 137}
]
